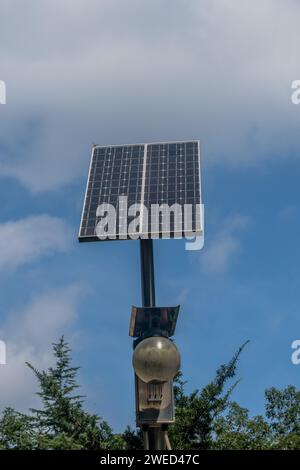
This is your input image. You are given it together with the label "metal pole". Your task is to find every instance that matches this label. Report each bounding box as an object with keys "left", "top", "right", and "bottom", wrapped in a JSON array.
[
  {"left": 140, "top": 239, "right": 156, "bottom": 307},
  {"left": 143, "top": 427, "right": 149, "bottom": 450},
  {"left": 164, "top": 430, "right": 172, "bottom": 450}
]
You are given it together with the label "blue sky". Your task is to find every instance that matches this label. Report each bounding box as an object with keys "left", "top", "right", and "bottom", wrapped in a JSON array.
[{"left": 0, "top": 1, "right": 300, "bottom": 432}]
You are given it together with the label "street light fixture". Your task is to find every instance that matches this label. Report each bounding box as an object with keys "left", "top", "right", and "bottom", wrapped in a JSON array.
[{"left": 78, "top": 141, "right": 203, "bottom": 451}]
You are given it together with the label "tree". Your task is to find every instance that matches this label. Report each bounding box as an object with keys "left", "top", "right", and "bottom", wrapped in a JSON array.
[
  {"left": 0, "top": 408, "right": 35, "bottom": 450},
  {"left": 25, "top": 336, "right": 114, "bottom": 450},
  {"left": 213, "top": 402, "right": 271, "bottom": 450},
  {"left": 212, "top": 387, "right": 300, "bottom": 450},
  {"left": 120, "top": 426, "right": 144, "bottom": 450},
  {"left": 265, "top": 386, "right": 300, "bottom": 449},
  {"left": 169, "top": 342, "right": 249, "bottom": 449}
]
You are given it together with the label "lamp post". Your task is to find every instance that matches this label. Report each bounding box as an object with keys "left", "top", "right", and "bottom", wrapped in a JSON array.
[
  {"left": 78, "top": 141, "right": 203, "bottom": 450},
  {"left": 129, "top": 239, "right": 181, "bottom": 450}
]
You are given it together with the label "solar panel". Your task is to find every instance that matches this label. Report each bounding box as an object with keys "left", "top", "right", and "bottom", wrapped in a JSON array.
[{"left": 78, "top": 141, "right": 202, "bottom": 242}]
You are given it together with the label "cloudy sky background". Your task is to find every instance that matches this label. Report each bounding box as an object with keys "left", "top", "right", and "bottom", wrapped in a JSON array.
[{"left": 0, "top": 0, "right": 300, "bottom": 430}]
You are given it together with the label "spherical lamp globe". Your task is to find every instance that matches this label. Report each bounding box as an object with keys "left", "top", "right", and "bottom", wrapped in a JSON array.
[{"left": 132, "top": 336, "right": 180, "bottom": 383}]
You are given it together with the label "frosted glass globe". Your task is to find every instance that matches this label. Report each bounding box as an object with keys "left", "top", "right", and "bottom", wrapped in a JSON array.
[{"left": 132, "top": 336, "right": 180, "bottom": 383}]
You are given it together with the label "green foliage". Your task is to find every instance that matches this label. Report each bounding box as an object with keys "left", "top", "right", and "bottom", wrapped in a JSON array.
[
  {"left": 213, "top": 402, "right": 271, "bottom": 450},
  {"left": 213, "top": 387, "right": 300, "bottom": 450},
  {"left": 118, "top": 426, "right": 144, "bottom": 450},
  {"left": 169, "top": 342, "right": 300, "bottom": 450},
  {"left": 0, "top": 337, "right": 114, "bottom": 449},
  {"left": 265, "top": 386, "right": 300, "bottom": 450},
  {"left": 0, "top": 408, "right": 35, "bottom": 450},
  {"left": 169, "top": 341, "right": 249, "bottom": 449},
  {"left": 265, "top": 386, "right": 300, "bottom": 436}
]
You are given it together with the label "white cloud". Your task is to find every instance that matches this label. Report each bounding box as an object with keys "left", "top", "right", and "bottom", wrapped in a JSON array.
[
  {"left": 0, "top": 1, "right": 300, "bottom": 191},
  {"left": 0, "top": 284, "right": 84, "bottom": 411},
  {"left": 6, "top": 285, "right": 83, "bottom": 346},
  {"left": 0, "top": 215, "right": 72, "bottom": 271},
  {"left": 202, "top": 215, "right": 251, "bottom": 273}
]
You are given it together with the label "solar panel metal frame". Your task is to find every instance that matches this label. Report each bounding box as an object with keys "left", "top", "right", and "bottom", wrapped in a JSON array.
[{"left": 78, "top": 140, "right": 203, "bottom": 242}]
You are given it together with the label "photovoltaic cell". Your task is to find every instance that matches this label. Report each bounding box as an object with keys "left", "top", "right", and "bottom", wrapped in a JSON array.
[{"left": 78, "top": 141, "right": 202, "bottom": 242}]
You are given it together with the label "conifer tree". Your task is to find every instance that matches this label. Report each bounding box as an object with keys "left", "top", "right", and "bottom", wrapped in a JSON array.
[{"left": 26, "top": 336, "right": 113, "bottom": 449}]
